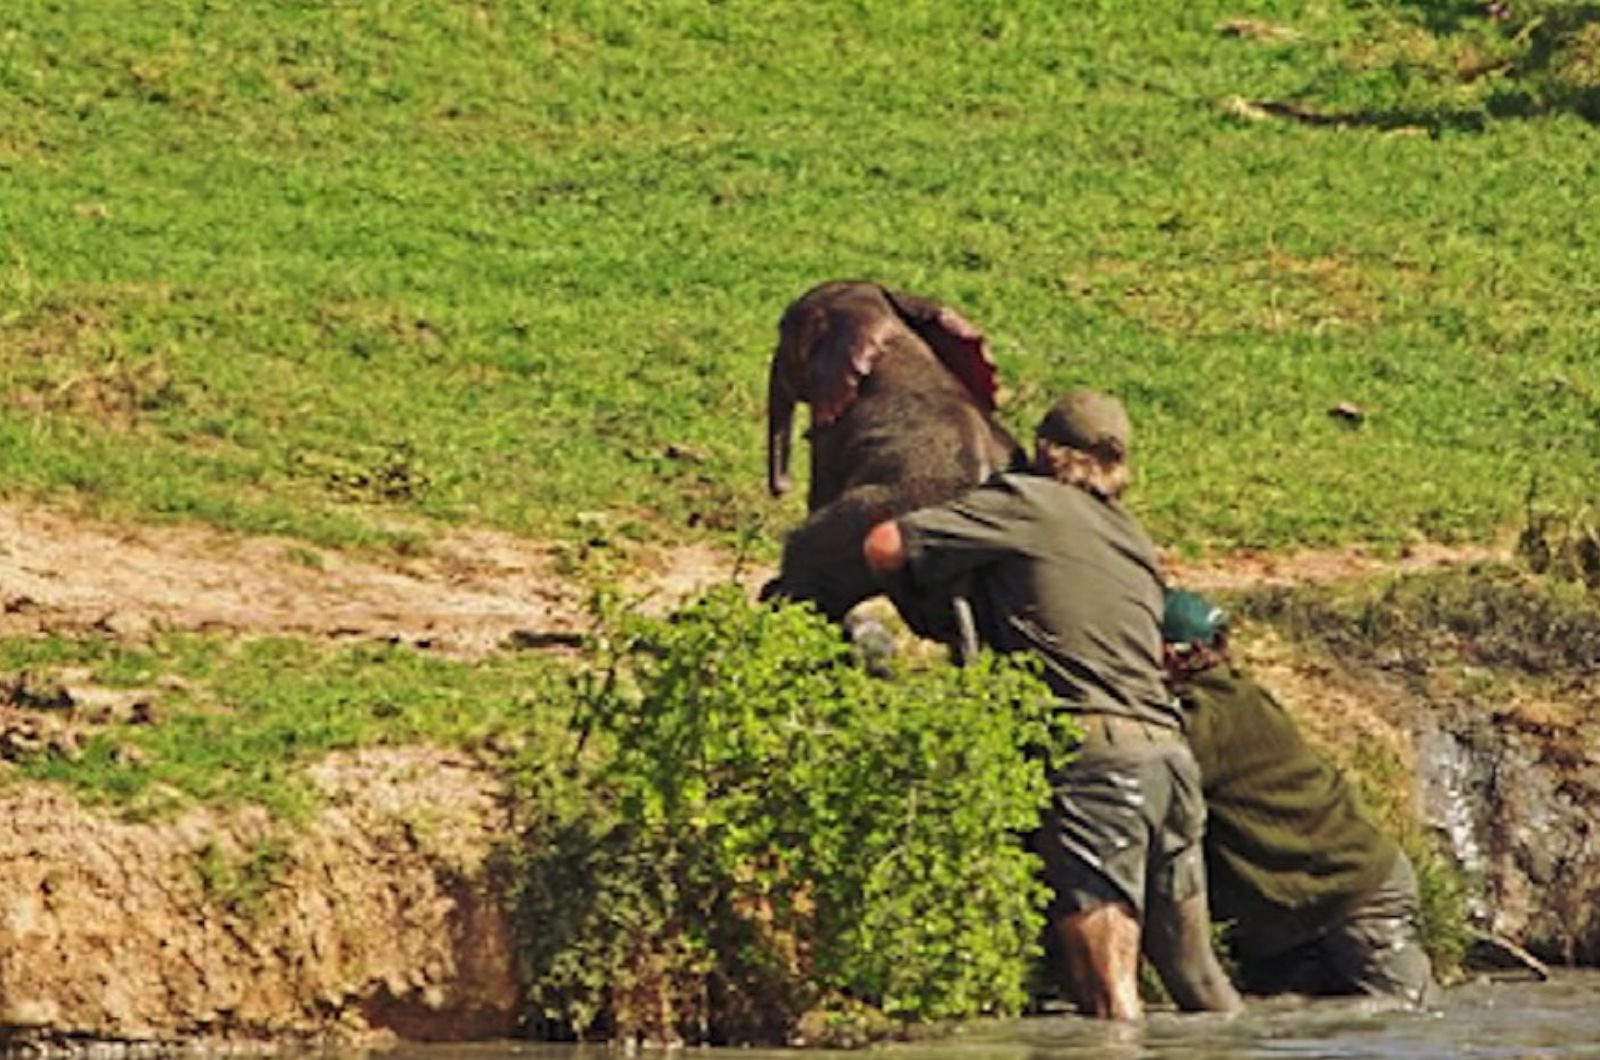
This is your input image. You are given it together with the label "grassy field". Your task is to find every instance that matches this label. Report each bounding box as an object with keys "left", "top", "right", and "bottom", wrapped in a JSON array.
[{"left": 3, "top": 0, "right": 1599, "bottom": 556}]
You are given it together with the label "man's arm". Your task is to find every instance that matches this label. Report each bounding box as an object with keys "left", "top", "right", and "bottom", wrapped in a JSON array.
[
  {"left": 862, "top": 474, "right": 1039, "bottom": 592},
  {"left": 863, "top": 519, "right": 906, "bottom": 576}
]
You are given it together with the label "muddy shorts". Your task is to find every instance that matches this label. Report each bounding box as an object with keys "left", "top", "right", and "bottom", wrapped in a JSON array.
[
  {"left": 1031, "top": 713, "right": 1207, "bottom": 919},
  {"left": 1241, "top": 852, "right": 1436, "bottom": 1007}
]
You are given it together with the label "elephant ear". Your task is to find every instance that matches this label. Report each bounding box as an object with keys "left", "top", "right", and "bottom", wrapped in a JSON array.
[
  {"left": 807, "top": 305, "right": 887, "bottom": 428},
  {"left": 883, "top": 288, "right": 999, "bottom": 413}
]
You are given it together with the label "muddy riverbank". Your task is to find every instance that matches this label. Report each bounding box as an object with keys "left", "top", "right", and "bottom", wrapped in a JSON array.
[{"left": 3, "top": 505, "right": 1599, "bottom": 1048}]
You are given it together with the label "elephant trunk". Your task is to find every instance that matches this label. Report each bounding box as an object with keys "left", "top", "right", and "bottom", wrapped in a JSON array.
[{"left": 767, "top": 363, "right": 796, "bottom": 497}]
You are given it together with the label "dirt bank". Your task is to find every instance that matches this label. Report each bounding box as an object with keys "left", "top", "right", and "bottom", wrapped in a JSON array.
[
  {"left": 0, "top": 746, "right": 516, "bottom": 1049},
  {"left": 0, "top": 503, "right": 771, "bottom": 1048}
]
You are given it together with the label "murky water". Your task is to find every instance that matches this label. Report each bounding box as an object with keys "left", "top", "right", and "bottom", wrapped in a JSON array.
[{"left": 375, "top": 972, "right": 1600, "bottom": 1060}]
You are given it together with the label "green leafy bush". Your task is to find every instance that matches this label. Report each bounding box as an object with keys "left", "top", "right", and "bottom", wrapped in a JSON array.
[{"left": 505, "top": 588, "right": 1073, "bottom": 1045}]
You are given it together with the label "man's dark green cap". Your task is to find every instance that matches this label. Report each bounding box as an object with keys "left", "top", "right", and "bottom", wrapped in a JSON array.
[
  {"left": 1036, "top": 388, "right": 1131, "bottom": 459},
  {"left": 1162, "top": 589, "right": 1226, "bottom": 646}
]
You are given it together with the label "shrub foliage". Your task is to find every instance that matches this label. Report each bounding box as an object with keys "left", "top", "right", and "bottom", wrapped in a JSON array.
[{"left": 505, "top": 588, "right": 1072, "bottom": 1045}]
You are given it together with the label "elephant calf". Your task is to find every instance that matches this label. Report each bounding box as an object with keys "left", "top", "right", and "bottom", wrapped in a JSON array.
[{"left": 761, "top": 279, "right": 1025, "bottom": 646}]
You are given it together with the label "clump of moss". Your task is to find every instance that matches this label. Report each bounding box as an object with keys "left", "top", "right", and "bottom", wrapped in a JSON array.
[{"left": 1239, "top": 563, "right": 1600, "bottom": 678}]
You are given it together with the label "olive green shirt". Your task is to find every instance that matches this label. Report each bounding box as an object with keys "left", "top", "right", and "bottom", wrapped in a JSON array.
[
  {"left": 898, "top": 471, "right": 1178, "bottom": 728},
  {"left": 1175, "top": 665, "right": 1399, "bottom": 959}
]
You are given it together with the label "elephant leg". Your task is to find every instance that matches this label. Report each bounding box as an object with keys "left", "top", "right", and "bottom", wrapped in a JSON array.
[
  {"left": 770, "top": 487, "right": 978, "bottom": 665},
  {"left": 768, "top": 493, "right": 892, "bottom": 624},
  {"left": 951, "top": 590, "right": 980, "bottom": 665}
]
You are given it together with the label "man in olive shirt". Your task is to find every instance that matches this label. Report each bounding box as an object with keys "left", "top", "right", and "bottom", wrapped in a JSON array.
[
  {"left": 1161, "top": 589, "right": 1435, "bottom": 1006},
  {"left": 863, "top": 390, "right": 1240, "bottom": 1020}
]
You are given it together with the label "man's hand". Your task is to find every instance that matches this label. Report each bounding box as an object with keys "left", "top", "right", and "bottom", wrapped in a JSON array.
[{"left": 863, "top": 519, "right": 907, "bottom": 576}]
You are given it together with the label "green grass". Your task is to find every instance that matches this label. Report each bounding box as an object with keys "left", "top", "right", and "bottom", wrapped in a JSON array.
[
  {"left": 0, "top": 632, "right": 572, "bottom": 818},
  {"left": 2, "top": 0, "right": 1599, "bottom": 555}
]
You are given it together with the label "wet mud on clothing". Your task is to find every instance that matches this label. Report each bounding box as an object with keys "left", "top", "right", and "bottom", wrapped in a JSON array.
[
  {"left": 1235, "top": 852, "right": 1435, "bottom": 1007},
  {"left": 1032, "top": 715, "right": 1207, "bottom": 918}
]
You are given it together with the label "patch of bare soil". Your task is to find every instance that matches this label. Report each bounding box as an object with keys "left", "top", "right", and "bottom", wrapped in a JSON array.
[
  {"left": 0, "top": 504, "right": 759, "bottom": 656},
  {"left": 1162, "top": 539, "right": 1511, "bottom": 594}
]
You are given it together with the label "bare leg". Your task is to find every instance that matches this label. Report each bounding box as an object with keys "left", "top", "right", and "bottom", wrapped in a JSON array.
[
  {"left": 1050, "top": 902, "right": 1144, "bottom": 1020},
  {"left": 1143, "top": 893, "right": 1243, "bottom": 1014}
]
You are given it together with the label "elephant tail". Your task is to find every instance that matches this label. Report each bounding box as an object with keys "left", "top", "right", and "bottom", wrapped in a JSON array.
[{"left": 950, "top": 588, "right": 981, "bottom": 667}]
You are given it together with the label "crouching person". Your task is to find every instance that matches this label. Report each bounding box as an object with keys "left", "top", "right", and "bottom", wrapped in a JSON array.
[{"left": 1161, "top": 590, "right": 1436, "bottom": 1007}]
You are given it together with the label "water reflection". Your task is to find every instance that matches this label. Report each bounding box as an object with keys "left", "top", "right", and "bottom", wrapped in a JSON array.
[{"left": 369, "top": 972, "right": 1600, "bottom": 1060}]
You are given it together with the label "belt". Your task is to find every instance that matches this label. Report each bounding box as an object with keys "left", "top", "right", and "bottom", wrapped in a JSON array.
[{"left": 1069, "top": 711, "right": 1184, "bottom": 746}]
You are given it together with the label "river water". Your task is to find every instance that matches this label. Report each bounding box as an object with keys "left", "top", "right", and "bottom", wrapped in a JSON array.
[{"left": 375, "top": 972, "right": 1600, "bottom": 1060}]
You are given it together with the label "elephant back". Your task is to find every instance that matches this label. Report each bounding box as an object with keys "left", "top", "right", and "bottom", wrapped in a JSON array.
[{"left": 806, "top": 370, "right": 1021, "bottom": 513}]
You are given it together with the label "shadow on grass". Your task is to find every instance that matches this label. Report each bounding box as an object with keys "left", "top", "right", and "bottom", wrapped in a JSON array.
[
  {"left": 1393, "top": 0, "right": 1503, "bottom": 35},
  {"left": 1227, "top": 96, "right": 1490, "bottom": 135},
  {"left": 1237, "top": 2, "right": 1600, "bottom": 131},
  {"left": 1487, "top": 3, "right": 1600, "bottom": 121},
  {"left": 1402, "top": 1, "right": 1600, "bottom": 123}
]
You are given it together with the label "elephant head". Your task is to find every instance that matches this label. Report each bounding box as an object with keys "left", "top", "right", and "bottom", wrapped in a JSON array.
[
  {"left": 761, "top": 280, "right": 1023, "bottom": 642},
  {"left": 766, "top": 280, "right": 1001, "bottom": 500}
]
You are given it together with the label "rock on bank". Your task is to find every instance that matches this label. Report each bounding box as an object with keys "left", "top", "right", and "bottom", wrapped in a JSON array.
[{"left": 0, "top": 748, "right": 519, "bottom": 1049}]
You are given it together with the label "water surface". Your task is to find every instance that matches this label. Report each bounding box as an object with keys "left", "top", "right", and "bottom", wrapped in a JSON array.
[{"left": 377, "top": 972, "right": 1600, "bottom": 1060}]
